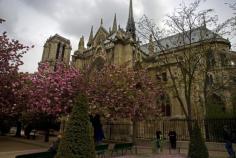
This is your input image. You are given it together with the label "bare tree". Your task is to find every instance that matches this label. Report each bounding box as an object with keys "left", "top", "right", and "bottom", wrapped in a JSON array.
[
  {"left": 0, "top": 18, "right": 6, "bottom": 24},
  {"left": 225, "top": 2, "right": 236, "bottom": 14},
  {"left": 137, "top": 0, "right": 235, "bottom": 133},
  {"left": 225, "top": 2, "right": 236, "bottom": 47}
]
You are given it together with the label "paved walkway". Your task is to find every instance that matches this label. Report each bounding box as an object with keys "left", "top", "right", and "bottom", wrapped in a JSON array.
[
  {"left": 116, "top": 155, "right": 184, "bottom": 158},
  {"left": 0, "top": 136, "right": 186, "bottom": 158},
  {"left": 0, "top": 135, "right": 232, "bottom": 158},
  {"left": 0, "top": 135, "right": 50, "bottom": 158}
]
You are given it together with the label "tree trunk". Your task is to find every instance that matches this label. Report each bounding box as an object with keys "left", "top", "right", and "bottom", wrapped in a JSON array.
[
  {"left": 132, "top": 120, "right": 138, "bottom": 154},
  {"left": 15, "top": 120, "right": 22, "bottom": 137},
  {"left": 44, "top": 128, "right": 50, "bottom": 142},
  {"left": 187, "top": 118, "right": 193, "bottom": 139}
]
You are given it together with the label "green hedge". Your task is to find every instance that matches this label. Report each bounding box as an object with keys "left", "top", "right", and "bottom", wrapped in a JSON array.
[{"left": 56, "top": 94, "right": 95, "bottom": 158}]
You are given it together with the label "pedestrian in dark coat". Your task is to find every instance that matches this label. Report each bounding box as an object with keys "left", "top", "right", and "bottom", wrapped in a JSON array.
[
  {"left": 93, "top": 114, "right": 105, "bottom": 144},
  {"left": 168, "top": 130, "right": 177, "bottom": 149},
  {"left": 223, "top": 125, "right": 235, "bottom": 158},
  {"left": 156, "top": 130, "right": 162, "bottom": 149}
]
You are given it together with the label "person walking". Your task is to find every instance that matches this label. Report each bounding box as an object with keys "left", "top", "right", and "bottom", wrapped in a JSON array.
[
  {"left": 156, "top": 130, "right": 163, "bottom": 153},
  {"left": 93, "top": 114, "right": 105, "bottom": 144},
  {"left": 168, "top": 130, "right": 177, "bottom": 149},
  {"left": 48, "top": 134, "right": 62, "bottom": 156},
  {"left": 223, "top": 125, "right": 235, "bottom": 158}
]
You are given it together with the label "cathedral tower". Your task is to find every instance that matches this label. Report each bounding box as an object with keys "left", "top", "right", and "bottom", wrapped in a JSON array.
[{"left": 42, "top": 34, "right": 71, "bottom": 66}]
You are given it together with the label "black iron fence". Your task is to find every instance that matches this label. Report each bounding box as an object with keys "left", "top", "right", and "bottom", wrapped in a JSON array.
[
  {"left": 103, "top": 118, "right": 236, "bottom": 142},
  {"left": 103, "top": 122, "right": 132, "bottom": 141},
  {"left": 204, "top": 119, "right": 236, "bottom": 142}
]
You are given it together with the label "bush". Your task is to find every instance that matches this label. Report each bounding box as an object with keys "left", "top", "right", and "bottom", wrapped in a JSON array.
[
  {"left": 188, "top": 122, "right": 209, "bottom": 158},
  {"left": 0, "top": 117, "right": 15, "bottom": 135},
  {"left": 55, "top": 94, "right": 95, "bottom": 158},
  {"left": 0, "top": 120, "right": 11, "bottom": 135},
  {"left": 205, "top": 94, "right": 235, "bottom": 119}
]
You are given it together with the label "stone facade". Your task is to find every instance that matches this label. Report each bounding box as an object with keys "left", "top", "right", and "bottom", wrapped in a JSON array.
[
  {"left": 142, "top": 35, "right": 236, "bottom": 119},
  {"left": 42, "top": 34, "right": 72, "bottom": 67},
  {"left": 72, "top": 22, "right": 140, "bottom": 71},
  {"left": 42, "top": 0, "right": 236, "bottom": 119}
]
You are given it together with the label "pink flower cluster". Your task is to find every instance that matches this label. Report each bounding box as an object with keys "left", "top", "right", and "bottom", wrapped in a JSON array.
[
  {"left": 86, "top": 64, "right": 162, "bottom": 121},
  {"left": 23, "top": 62, "right": 81, "bottom": 117}
]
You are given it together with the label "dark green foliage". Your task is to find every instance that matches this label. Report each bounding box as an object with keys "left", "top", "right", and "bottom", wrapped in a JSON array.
[
  {"left": 0, "top": 119, "right": 11, "bottom": 135},
  {"left": 188, "top": 122, "right": 209, "bottom": 158},
  {"left": 206, "top": 94, "right": 235, "bottom": 119},
  {"left": 56, "top": 94, "right": 95, "bottom": 158},
  {"left": 231, "top": 92, "right": 236, "bottom": 115}
]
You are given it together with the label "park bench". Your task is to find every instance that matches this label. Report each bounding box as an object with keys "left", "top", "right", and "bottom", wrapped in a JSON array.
[
  {"left": 29, "top": 129, "right": 37, "bottom": 139},
  {"left": 111, "top": 142, "right": 134, "bottom": 156},
  {"left": 15, "top": 151, "right": 54, "bottom": 158},
  {"left": 95, "top": 144, "right": 109, "bottom": 157}
]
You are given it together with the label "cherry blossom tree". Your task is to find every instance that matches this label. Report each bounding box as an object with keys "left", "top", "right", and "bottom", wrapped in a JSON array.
[
  {"left": 86, "top": 64, "right": 161, "bottom": 120},
  {"left": 0, "top": 28, "right": 31, "bottom": 134},
  {"left": 26, "top": 63, "right": 81, "bottom": 115},
  {"left": 23, "top": 62, "right": 81, "bottom": 141},
  {"left": 85, "top": 64, "right": 161, "bottom": 146}
]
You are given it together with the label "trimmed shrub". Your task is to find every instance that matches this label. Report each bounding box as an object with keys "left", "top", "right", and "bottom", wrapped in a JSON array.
[
  {"left": 188, "top": 122, "right": 209, "bottom": 158},
  {"left": 55, "top": 94, "right": 95, "bottom": 158}
]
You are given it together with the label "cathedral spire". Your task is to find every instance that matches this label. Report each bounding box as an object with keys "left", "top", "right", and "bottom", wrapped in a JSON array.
[
  {"left": 78, "top": 35, "right": 85, "bottom": 51},
  {"left": 126, "top": 0, "right": 136, "bottom": 40},
  {"left": 100, "top": 18, "right": 103, "bottom": 26},
  {"left": 87, "top": 26, "right": 94, "bottom": 47},
  {"left": 202, "top": 14, "right": 207, "bottom": 28},
  {"left": 112, "top": 13, "right": 117, "bottom": 33},
  {"left": 148, "top": 34, "right": 154, "bottom": 56}
]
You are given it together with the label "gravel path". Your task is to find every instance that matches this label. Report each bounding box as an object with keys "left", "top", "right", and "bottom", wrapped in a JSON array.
[{"left": 114, "top": 154, "right": 186, "bottom": 158}]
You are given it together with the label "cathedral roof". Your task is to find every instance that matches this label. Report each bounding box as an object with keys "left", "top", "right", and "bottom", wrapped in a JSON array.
[
  {"left": 140, "top": 27, "right": 230, "bottom": 55},
  {"left": 94, "top": 27, "right": 109, "bottom": 38},
  {"left": 47, "top": 34, "right": 70, "bottom": 44},
  {"left": 104, "top": 29, "right": 128, "bottom": 43}
]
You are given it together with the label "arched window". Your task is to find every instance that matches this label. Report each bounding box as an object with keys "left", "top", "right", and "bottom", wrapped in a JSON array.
[
  {"left": 219, "top": 53, "right": 228, "bottom": 67},
  {"left": 158, "top": 93, "right": 171, "bottom": 117},
  {"left": 56, "top": 43, "right": 65, "bottom": 61},
  {"left": 60, "top": 44, "right": 65, "bottom": 61},
  {"left": 56, "top": 42, "right": 61, "bottom": 60},
  {"left": 206, "top": 49, "right": 215, "bottom": 69},
  {"left": 88, "top": 56, "right": 106, "bottom": 74},
  {"left": 206, "top": 74, "right": 214, "bottom": 86}
]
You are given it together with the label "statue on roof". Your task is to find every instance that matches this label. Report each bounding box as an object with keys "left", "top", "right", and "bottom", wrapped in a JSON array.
[{"left": 78, "top": 36, "right": 85, "bottom": 51}]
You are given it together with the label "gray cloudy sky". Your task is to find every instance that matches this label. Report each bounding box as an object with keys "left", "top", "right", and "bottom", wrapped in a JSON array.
[{"left": 0, "top": 0, "right": 235, "bottom": 72}]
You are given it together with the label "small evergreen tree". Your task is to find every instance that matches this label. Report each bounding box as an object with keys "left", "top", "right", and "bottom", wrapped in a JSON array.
[
  {"left": 56, "top": 94, "right": 95, "bottom": 158},
  {"left": 188, "top": 122, "right": 209, "bottom": 158}
]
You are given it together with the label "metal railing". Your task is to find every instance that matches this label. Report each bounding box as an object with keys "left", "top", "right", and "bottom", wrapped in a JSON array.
[{"left": 103, "top": 118, "right": 236, "bottom": 142}]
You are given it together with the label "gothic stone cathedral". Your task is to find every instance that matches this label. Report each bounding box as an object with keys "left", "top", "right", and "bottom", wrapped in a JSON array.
[{"left": 41, "top": 0, "right": 236, "bottom": 119}]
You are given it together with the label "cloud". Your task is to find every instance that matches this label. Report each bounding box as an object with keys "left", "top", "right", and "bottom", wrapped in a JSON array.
[
  {"left": 0, "top": 0, "right": 22, "bottom": 34},
  {"left": 0, "top": 0, "right": 235, "bottom": 72},
  {"left": 19, "top": 0, "right": 168, "bottom": 39},
  {"left": 21, "top": 0, "right": 128, "bottom": 39}
]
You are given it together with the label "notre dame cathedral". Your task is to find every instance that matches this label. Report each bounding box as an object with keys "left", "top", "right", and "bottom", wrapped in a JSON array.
[{"left": 41, "top": 0, "right": 236, "bottom": 119}]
